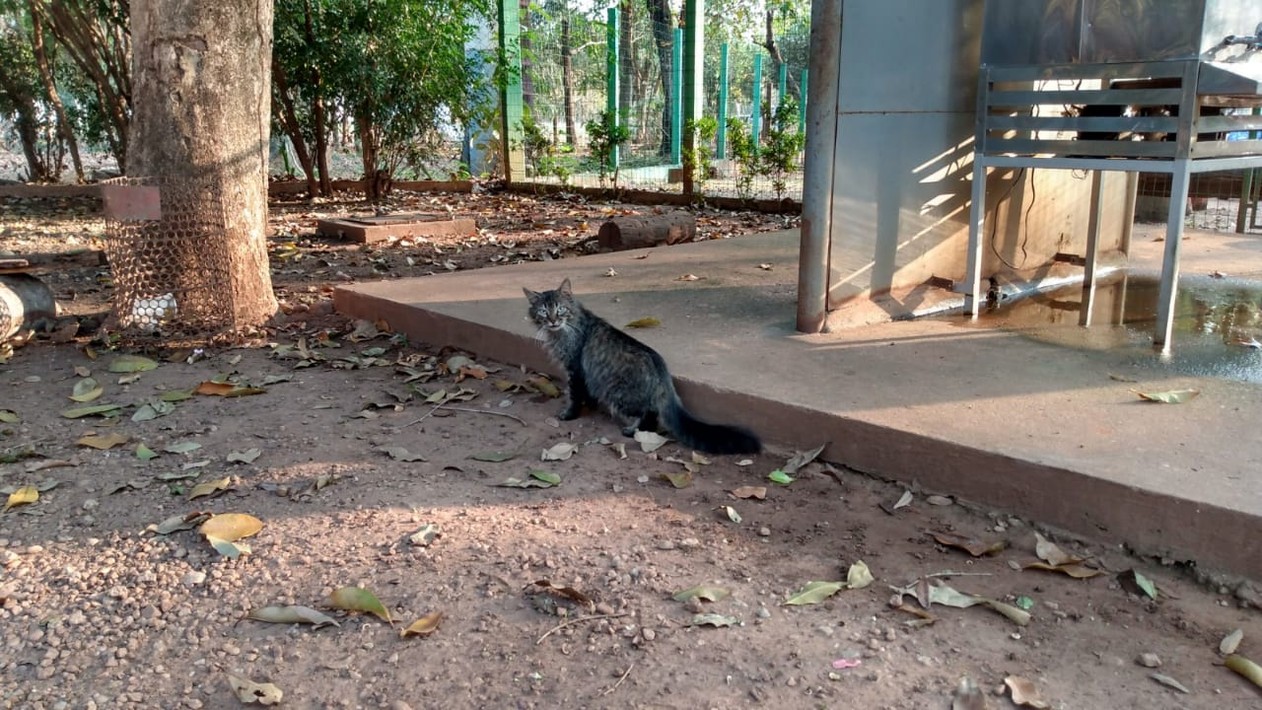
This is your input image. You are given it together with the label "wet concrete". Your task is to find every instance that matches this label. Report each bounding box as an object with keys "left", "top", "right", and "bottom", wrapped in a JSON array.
[
  {"left": 960, "top": 272, "right": 1262, "bottom": 384},
  {"left": 334, "top": 226, "right": 1262, "bottom": 580}
]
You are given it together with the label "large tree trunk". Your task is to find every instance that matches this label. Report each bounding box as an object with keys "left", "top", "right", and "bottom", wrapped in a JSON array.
[
  {"left": 124, "top": 0, "right": 278, "bottom": 330},
  {"left": 28, "top": 3, "right": 84, "bottom": 182},
  {"left": 560, "top": 12, "right": 576, "bottom": 147},
  {"left": 646, "top": 0, "right": 672, "bottom": 156}
]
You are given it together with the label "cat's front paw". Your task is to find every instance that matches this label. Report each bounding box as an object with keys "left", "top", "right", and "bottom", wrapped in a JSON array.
[{"left": 558, "top": 406, "right": 580, "bottom": 420}]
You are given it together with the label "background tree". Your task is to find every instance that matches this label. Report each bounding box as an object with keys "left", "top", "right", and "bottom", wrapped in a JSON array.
[
  {"left": 31, "top": 0, "right": 131, "bottom": 167},
  {"left": 27, "top": 0, "right": 83, "bottom": 181},
  {"left": 0, "top": 19, "right": 54, "bottom": 181},
  {"left": 272, "top": 0, "right": 334, "bottom": 196},
  {"left": 645, "top": 0, "right": 672, "bottom": 156},
  {"left": 272, "top": 0, "right": 491, "bottom": 201}
]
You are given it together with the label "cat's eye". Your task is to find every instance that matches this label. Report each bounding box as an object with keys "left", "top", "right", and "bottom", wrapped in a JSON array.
[{"left": 557, "top": 307, "right": 569, "bottom": 315}]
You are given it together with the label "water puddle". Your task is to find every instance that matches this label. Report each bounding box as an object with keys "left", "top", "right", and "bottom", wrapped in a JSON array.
[{"left": 947, "top": 272, "right": 1262, "bottom": 383}]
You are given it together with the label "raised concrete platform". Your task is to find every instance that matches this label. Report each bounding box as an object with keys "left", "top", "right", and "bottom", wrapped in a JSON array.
[
  {"left": 334, "top": 229, "right": 1262, "bottom": 580},
  {"left": 316, "top": 213, "right": 477, "bottom": 244}
]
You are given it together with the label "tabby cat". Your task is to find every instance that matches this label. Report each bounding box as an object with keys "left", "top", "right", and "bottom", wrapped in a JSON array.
[{"left": 524, "top": 278, "right": 761, "bottom": 455}]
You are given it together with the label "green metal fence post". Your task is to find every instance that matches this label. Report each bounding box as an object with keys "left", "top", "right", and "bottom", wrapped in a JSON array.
[
  {"left": 716, "top": 42, "right": 729, "bottom": 160},
  {"left": 671, "top": 27, "right": 683, "bottom": 166},
  {"left": 498, "top": 0, "right": 526, "bottom": 183},
  {"left": 606, "top": 6, "right": 620, "bottom": 171},
  {"left": 682, "top": 0, "right": 705, "bottom": 194},
  {"left": 799, "top": 68, "right": 808, "bottom": 135},
  {"left": 751, "top": 53, "right": 763, "bottom": 148}
]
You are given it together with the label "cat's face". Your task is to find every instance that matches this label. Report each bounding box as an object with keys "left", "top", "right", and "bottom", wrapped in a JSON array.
[{"left": 524, "top": 279, "right": 576, "bottom": 332}]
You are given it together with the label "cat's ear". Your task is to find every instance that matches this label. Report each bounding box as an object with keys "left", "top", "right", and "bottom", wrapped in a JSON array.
[
  {"left": 523, "top": 287, "right": 541, "bottom": 305},
  {"left": 558, "top": 278, "right": 572, "bottom": 296}
]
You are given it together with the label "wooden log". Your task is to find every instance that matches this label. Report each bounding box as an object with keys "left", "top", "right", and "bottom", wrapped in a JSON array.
[{"left": 596, "top": 213, "right": 697, "bottom": 251}]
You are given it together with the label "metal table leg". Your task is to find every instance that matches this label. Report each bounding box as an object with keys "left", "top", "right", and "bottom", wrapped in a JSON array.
[{"left": 1154, "top": 160, "right": 1192, "bottom": 352}]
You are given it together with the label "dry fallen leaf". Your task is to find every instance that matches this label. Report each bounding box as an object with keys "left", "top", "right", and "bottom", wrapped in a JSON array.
[
  {"left": 3, "top": 485, "right": 39, "bottom": 512},
  {"left": 529, "top": 580, "right": 595, "bottom": 609},
  {"left": 1148, "top": 672, "right": 1190, "bottom": 694},
  {"left": 673, "top": 584, "right": 731, "bottom": 603},
  {"left": 76, "top": 433, "right": 131, "bottom": 450},
  {"left": 226, "top": 448, "right": 263, "bottom": 464},
  {"left": 541, "top": 441, "right": 578, "bottom": 461},
  {"left": 188, "top": 477, "right": 234, "bottom": 500},
  {"left": 407, "top": 523, "right": 440, "bottom": 547},
  {"left": 730, "top": 485, "right": 767, "bottom": 500},
  {"left": 378, "top": 446, "right": 427, "bottom": 462},
  {"left": 1023, "top": 561, "right": 1103, "bottom": 579},
  {"left": 328, "top": 586, "right": 392, "bottom": 624},
  {"left": 624, "top": 316, "right": 661, "bottom": 329},
  {"left": 200, "top": 513, "right": 263, "bottom": 542},
  {"left": 1005, "top": 676, "right": 1049, "bottom": 708},
  {"left": 1034, "top": 531, "right": 1083, "bottom": 566},
  {"left": 247, "top": 605, "right": 340, "bottom": 628},
  {"left": 195, "top": 381, "right": 266, "bottom": 397},
  {"left": 634, "top": 430, "right": 669, "bottom": 453},
  {"left": 783, "top": 443, "right": 826, "bottom": 475},
  {"left": 929, "top": 531, "right": 1007, "bottom": 557},
  {"left": 401, "top": 611, "right": 444, "bottom": 638},
  {"left": 1220, "top": 628, "right": 1244, "bottom": 655},
  {"left": 1134, "top": 388, "right": 1200, "bottom": 404},
  {"left": 225, "top": 673, "right": 283, "bottom": 706}
]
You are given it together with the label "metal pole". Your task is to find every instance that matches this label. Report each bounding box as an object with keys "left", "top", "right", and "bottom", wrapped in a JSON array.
[
  {"left": 799, "top": 68, "right": 808, "bottom": 136},
  {"left": 1079, "top": 170, "right": 1104, "bottom": 327},
  {"left": 682, "top": 0, "right": 705, "bottom": 194},
  {"left": 497, "top": 0, "right": 526, "bottom": 183},
  {"left": 1238, "top": 108, "right": 1261, "bottom": 233},
  {"left": 606, "top": 7, "right": 619, "bottom": 171},
  {"left": 796, "top": 0, "right": 840, "bottom": 333},
  {"left": 1155, "top": 161, "right": 1191, "bottom": 351},
  {"left": 671, "top": 27, "right": 683, "bottom": 166},
  {"left": 716, "top": 43, "right": 729, "bottom": 160},
  {"left": 751, "top": 53, "right": 763, "bottom": 148}
]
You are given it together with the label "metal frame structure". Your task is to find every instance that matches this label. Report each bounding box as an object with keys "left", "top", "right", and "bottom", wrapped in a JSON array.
[{"left": 965, "top": 58, "right": 1262, "bottom": 351}]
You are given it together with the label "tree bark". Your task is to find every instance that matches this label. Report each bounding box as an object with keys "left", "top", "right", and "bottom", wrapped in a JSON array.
[
  {"left": 646, "top": 0, "right": 673, "bottom": 155},
  {"left": 597, "top": 213, "right": 695, "bottom": 251},
  {"left": 28, "top": 2, "right": 84, "bottom": 182},
  {"left": 560, "top": 13, "right": 576, "bottom": 147},
  {"left": 125, "top": 0, "right": 278, "bottom": 330}
]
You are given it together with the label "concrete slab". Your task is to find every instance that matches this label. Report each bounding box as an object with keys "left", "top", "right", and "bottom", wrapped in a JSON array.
[
  {"left": 316, "top": 213, "right": 477, "bottom": 244},
  {"left": 334, "top": 230, "right": 1262, "bottom": 580}
]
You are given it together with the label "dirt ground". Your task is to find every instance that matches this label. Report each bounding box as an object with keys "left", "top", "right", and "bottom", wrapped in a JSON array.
[{"left": 1, "top": 189, "right": 1261, "bottom": 709}]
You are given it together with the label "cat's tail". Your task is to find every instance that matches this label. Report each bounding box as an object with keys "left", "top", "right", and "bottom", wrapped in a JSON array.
[{"left": 661, "top": 396, "right": 762, "bottom": 455}]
